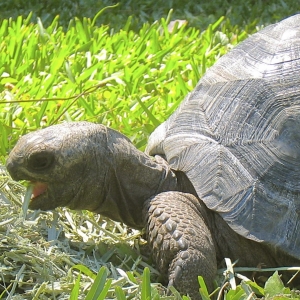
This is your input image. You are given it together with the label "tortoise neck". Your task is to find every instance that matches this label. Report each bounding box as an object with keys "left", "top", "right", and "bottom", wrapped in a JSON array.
[{"left": 93, "top": 134, "right": 179, "bottom": 229}]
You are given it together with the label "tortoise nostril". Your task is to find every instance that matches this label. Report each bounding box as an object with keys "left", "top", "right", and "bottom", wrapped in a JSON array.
[
  {"left": 27, "top": 152, "right": 54, "bottom": 171},
  {"left": 6, "top": 159, "right": 20, "bottom": 180}
]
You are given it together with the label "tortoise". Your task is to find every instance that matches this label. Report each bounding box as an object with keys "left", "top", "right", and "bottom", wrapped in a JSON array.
[{"left": 6, "top": 14, "right": 300, "bottom": 299}]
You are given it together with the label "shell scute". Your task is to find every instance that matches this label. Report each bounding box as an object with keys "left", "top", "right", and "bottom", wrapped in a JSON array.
[{"left": 146, "top": 15, "right": 300, "bottom": 259}]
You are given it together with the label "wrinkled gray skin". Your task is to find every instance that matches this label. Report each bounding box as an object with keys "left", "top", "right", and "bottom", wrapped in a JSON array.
[
  {"left": 6, "top": 122, "right": 299, "bottom": 299},
  {"left": 6, "top": 15, "right": 300, "bottom": 299}
]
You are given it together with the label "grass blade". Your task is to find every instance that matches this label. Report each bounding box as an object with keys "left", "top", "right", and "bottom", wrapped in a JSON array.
[
  {"left": 141, "top": 267, "right": 151, "bottom": 300},
  {"left": 70, "top": 274, "right": 81, "bottom": 300},
  {"left": 85, "top": 266, "right": 110, "bottom": 300}
]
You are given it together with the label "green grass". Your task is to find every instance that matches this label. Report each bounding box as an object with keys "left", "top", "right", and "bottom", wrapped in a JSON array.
[
  {"left": 0, "top": 0, "right": 299, "bottom": 31},
  {"left": 1, "top": 2, "right": 300, "bottom": 299},
  {"left": 0, "top": 11, "right": 248, "bottom": 163}
]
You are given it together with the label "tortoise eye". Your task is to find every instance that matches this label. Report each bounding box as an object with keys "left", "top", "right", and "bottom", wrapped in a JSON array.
[{"left": 27, "top": 151, "right": 54, "bottom": 171}]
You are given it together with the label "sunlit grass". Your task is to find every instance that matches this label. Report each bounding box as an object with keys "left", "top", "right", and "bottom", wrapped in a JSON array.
[
  {"left": 0, "top": 12, "right": 248, "bottom": 162},
  {"left": 1, "top": 6, "right": 300, "bottom": 300}
]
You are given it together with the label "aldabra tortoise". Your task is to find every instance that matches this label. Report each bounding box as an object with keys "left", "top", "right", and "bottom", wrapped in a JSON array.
[{"left": 6, "top": 14, "right": 300, "bottom": 299}]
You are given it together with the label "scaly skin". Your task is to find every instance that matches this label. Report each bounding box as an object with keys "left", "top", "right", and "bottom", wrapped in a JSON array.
[
  {"left": 6, "top": 122, "right": 300, "bottom": 299},
  {"left": 144, "top": 192, "right": 300, "bottom": 299},
  {"left": 6, "top": 122, "right": 179, "bottom": 228},
  {"left": 144, "top": 192, "right": 217, "bottom": 299}
]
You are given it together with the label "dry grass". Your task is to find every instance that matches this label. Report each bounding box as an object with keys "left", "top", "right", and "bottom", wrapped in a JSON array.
[{"left": 0, "top": 166, "right": 164, "bottom": 299}]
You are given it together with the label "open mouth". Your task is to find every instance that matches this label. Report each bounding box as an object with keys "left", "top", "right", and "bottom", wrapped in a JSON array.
[
  {"left": 31, "top": 181, "right": 48, "bottom": 200},
  {"left": 22, "top": 181, "right": 48, "bottom": 217},
  {"left": 23, "top": 181, "right": 48, "bottom": 214}
]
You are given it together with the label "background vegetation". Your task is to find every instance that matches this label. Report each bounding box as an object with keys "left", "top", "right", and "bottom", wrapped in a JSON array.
[
  {"left": 0, "top": 0, "right": 299, "bottom": 299},
  {"left": 1, "top": 0, "right": 299, "bottom": 31}
]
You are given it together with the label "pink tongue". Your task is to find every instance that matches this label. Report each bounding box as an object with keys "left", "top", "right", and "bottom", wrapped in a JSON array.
[{"left": 32, "top": 182, "right": 48, "bottom": 199}]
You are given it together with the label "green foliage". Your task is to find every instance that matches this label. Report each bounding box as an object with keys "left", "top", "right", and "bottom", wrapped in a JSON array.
[
  {"left": 198, "top": 276, "right": 211, "bottom": 300},
  {"left": 141, "top": 267, "right": 151, "bottom": 299},
  {"left": 68, "top": 266, "right": 300, "bottom": 299},
  {"left": 0, "top": 12, "right": 246, "bottom": 163},
  {"left": 70, "top": 266, "right": 112, "bottom": 299},
  {"left": 155, "top": 271, "right": 296, "bottom": 300},
  {"left": 263, "top": 271, "right": 300, "bottom": 300},
  {"left": 86, "top": 267, "right": 112, "bottom": 300},
  {"left": 0, "top": 0, "right": 298, "bottom": 31},
  {"left": 69, "top": 265, "right": 181, "bottom": 299}
]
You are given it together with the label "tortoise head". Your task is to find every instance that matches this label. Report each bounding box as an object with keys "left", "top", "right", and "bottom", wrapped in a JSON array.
[
  {"left": 6, "top": 121, "right": 178, "bottom": 228},
  {"left": 6, "top": 122, "right": 111, "bottom": 211}
]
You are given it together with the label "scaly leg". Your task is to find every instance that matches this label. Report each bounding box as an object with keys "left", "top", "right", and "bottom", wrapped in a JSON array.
[{"left": 143, "top": 191, "right": 217, "bottom": 299}]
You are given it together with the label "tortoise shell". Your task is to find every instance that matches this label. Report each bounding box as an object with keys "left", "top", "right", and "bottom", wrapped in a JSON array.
[{"left": 146, "top": 14, "right": 300, "bottom": 259}]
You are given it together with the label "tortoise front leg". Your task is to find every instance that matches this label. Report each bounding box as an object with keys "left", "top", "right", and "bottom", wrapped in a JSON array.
[{"left": 143, "top": 191, "right": 217, "bottom": 299}]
